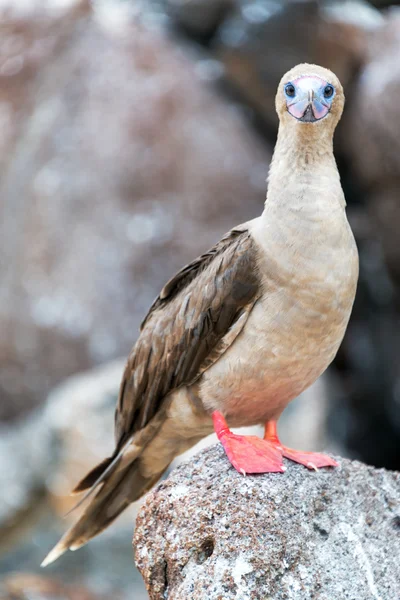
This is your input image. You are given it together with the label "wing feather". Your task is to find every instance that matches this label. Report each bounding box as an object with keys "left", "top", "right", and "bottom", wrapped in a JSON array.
[{"left": 115, "top": 226, "right": 260, "bottom": 449}]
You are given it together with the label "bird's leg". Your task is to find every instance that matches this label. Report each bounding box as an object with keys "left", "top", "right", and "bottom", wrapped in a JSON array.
[
  {"left": 264, "top": 420, "right": 338, "bottom": 470},
  {"left": 212, "top": 411, "right": 285, "bottom": 475}
]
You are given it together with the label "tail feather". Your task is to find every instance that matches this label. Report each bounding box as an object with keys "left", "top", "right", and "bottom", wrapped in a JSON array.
[
  {"left": 41, "top": 467, "right": 131, "bottom": 566},
  {"left": 42, "top": 445, "right": 165, "bottom": 567},
  {"left": 64, "top": 454, "right": 123, "bottom": 518},
  {"left": 71, "top": 456, "right": 115, "bottom": 494},
  {"left": 41, "top": 406, "right": 186, "bottom": 567}
]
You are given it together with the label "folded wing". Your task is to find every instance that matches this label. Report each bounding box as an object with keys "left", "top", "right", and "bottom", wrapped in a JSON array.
[{"left": 115, "top": 225, "right": 261, "bottom": 449}]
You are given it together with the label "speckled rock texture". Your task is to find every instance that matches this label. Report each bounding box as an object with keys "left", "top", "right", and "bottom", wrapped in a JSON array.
[{"left": 135, "top": 444, "right": 400, "bottom": 600}]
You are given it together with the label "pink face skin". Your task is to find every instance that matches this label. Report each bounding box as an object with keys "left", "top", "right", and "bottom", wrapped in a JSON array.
[{"left": 285, "top": 75, "right": 335, "bottom": 122}]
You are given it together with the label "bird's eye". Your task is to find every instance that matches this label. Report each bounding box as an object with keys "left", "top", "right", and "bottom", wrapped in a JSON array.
[
  {"left": 323, "top": 84, "right": 334, "bottom": 98},
  {"left": 285, "top": 83, "right": 295, "bottom": 97}
]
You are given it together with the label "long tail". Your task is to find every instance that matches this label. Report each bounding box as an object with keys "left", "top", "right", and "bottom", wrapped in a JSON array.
[
  {"left": 41, "top": 388, "right": 210, "bottom": 566},
  {"left": 41, "top": 436, "right": 165, "bottom": 566}
]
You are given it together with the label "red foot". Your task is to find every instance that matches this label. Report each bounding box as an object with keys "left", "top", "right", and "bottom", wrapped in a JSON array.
[
  {"left": 212, "top": 412, "right": 285, "bottom": 474},
  {"left": 264, "top": 420, "right": 338, "bottom": 470}
]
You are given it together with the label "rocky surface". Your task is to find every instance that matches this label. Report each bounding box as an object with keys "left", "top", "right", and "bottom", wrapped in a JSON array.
[
  {"left": 0, "top": 360, "right": 147, "bottom": 599},
  {"left": 135, "top": 444, "right": 400, "bottom": 600},
  {"left": 0, "top": 360, "right": 122, "bottom": 542}
]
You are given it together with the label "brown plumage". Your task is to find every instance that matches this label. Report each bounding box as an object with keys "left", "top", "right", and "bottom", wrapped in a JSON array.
[
  {"left": 115, "top": 227, "right": 260, "bottom": 447},
  {"left": 42, "top": 63, "right": 358, "bottom": 566}
]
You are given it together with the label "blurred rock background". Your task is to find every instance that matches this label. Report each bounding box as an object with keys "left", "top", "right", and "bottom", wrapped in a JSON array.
[{"left": 0, "top": 0, "right": 399, "bottom": 598}]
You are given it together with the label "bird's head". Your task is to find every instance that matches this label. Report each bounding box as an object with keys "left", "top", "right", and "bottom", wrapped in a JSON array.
[{"left": 276, "top": 64, "right": 344, "bottom": 133}]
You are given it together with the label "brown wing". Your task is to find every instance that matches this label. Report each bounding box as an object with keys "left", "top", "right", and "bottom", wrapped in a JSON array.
[{"left": 114, "top": 226, "right": 260, "bottom": 449}]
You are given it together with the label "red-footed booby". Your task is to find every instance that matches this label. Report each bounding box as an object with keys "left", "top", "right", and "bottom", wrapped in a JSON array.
[{"left": 42, "top": 63, "right": 358, "bottom": 566}]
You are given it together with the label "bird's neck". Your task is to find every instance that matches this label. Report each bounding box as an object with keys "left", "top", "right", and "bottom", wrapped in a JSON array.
[{"left": 264, "top": 122, "right": 345, "bottom": 215}]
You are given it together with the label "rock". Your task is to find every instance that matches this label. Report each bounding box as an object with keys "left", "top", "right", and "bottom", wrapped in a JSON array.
[
  {"left": 0, "top": 360, "right": 146, "bottom": 598},
  {"left": 0, "top": 360, "right": 124, "bottom": 542},
  {"left": 135, "top": 444, "right": 400, "bottom": 600},
  {"left": 40, "top": 360, "right": 126, "bottom": 516},
  {"left": 0, "top": 0, "right": 270, "bottom": 422}
]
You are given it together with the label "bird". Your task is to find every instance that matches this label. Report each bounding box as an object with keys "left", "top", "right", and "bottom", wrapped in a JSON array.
[{"left": 42, "top": 63, "right": 359, "bottom": 566}]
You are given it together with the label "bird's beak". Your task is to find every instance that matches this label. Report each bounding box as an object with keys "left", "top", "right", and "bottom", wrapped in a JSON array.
[{"left": 287, "top": 76, "right": 331, "bottom": 122}]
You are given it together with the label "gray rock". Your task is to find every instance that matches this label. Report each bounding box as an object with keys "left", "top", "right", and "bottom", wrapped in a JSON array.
[
  {"left": 0, "top": 359, "right": 124, "bottom": 542},
  {"left": 0, "top": 359, "right": 147, "bottom": 599},
  {"left": 135, "top": 444, "right": 400, "bottom": 600}
]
